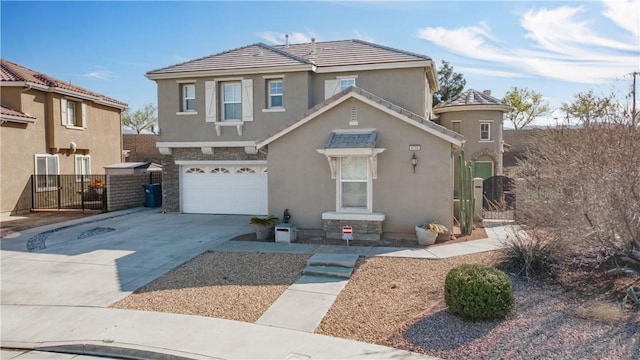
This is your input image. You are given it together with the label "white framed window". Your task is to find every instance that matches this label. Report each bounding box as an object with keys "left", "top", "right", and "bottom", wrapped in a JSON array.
[
  {"left": 222, "top": 82, "right": 242, "bottom": 121},
  {"left": 268, "top": 79, "right": 283, "bottom": 108},
  {"left": 339, "top": 157, "right": 370, "bottom": 211},
  {"left": 182, "top": 84, "right": 196, "bottom": 112},
  {"left": 339, "top": 78, "right": 356, "bottom": 91},
  {"left": 75, "top": 155, "right": 91, "bottom": 182},
  {"left": 35, "top": 155, "right": 59, "bottom": 191},
  {"left": 480, "top": 122, "right": 491, "bottom": 141},
  {"left": 61, "top": 98, "right": 86, "bottom": 128}
]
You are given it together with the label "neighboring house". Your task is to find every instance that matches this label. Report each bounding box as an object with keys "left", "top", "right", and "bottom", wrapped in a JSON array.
[
  {"left": 123, "top": 133, "right": 162, "bottom": 163},
  {"left": 433, "top": 89, "right": 511, "bottom": 182},
  {"left": 146, "top": 39, "right": 464, "bottom": 239},
  {"left": 0, "top": 59, "right": 127, "bottom": 215}
]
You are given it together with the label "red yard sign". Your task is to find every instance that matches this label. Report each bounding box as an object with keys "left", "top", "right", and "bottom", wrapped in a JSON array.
[{"left": 342, "top": 226, "right": 353, "bottom": 235}]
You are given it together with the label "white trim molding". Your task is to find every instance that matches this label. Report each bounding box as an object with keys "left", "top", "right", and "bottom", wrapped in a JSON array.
[
  {"left": 321, "top": 211, "right": 386, "bottom": 221},
  {"left": 156, "top": 141, "right": 255, "bottom": 148},
  {"left": 176, "top": 111, "right": 198, "bottom": 116},
  {"left": 316, "top": 148, "right": 385, "bottom": 179},
  {"left": 175, "top": 160, "right": 267, "bottom": 166}
]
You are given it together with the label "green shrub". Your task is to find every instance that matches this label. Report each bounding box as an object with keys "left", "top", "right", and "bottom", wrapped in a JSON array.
[
  {"left": 444, "top": 264, "right": 515, "bottom": 320},
  {"left": 500, "top": 233, "right": 556, "bottom": 280}
]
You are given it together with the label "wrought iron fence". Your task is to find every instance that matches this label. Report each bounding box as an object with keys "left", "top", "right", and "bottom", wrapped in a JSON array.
[{"left": 32, "top": 174, "right": 107, "bottom": 211}]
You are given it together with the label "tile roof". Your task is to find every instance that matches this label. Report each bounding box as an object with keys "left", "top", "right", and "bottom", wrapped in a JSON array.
[
  {"left": 257, "top": 86, "right": 463, "bottom": 147},
  {"left": 325, "top": 130, "right": 377, "bottom": 148},
  {"left": 273, "top": 39, "right": 431, "bottom": 67},
  {"left": 1, "top": 59, "right": 127, "bottom": 108},
  {"left": 0, "top": 105, "right": 37, "bottom": 120},
  {"left": 147, "top": 43, "right": 311, "bottom": 75},
  {"left": 434, "top": 89, "right": 509, "bottom": 110},
  {"left": 147, "top": 39, "right": 431, "bottom": 75}
]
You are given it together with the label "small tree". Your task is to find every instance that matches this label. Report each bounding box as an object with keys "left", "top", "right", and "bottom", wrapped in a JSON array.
[
  {"left": 122, "top": 103, "right": 157, "bottom": 134},
  {"left": 432, "top": 60, "right": 466, "bottom": 106},
  {"left": 560, "top": 89, "right": 618, "bottom": 126},
  {"left": 502, "top": 87, "right": 550, "bottom": 129}
]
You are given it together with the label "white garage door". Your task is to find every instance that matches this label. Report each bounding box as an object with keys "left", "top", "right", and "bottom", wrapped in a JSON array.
[{"left": 181, "top": 164, "right": 268, "bottom": 215}]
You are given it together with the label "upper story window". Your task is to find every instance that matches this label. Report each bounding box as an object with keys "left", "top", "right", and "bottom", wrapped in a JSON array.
[
  {"left": 452, "top": 121, "right": 461, "bottom": 134},
  {"left": 61, "top": 98, "right": 85, "bottom": 128},
  {"left": 75, "top": 155, "right": 91, "bottom": 182},
  {"left": 480, "top": 122, "right": 491, "bottom": 141},
  {"left": 268, "top": 80, "right": 283, "bottom": 108},
  {"left": 182, "top": 84, "right": 196, "bottom": 112},
  {"left": 325, "top": 76, "right": 358, "bottom": 99},
  {"left": 35, "top": 154, "right": 59, "bottom": 191},
  {"left": 339, "top": 78, "right": 356, "bottom": 91},
  {"left": 222, "top": 82, "right": 242, "bottom": 121}
]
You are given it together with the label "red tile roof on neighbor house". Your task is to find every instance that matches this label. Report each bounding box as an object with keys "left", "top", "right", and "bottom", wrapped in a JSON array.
[
  {"left": 0, "top": 105, "right": 37, "bottom": 121},
  {"left": 147, "top": 39, "right": 433, "bottom": 76},
  {"left": 1, "top": 58, "right": 127, "bottom": 109}
]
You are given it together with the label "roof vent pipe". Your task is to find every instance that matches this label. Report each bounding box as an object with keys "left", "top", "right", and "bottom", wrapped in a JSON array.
[
  {"left": 311, "top": 37, "right": 316, "bottom": 56},
  {"left": 285, "top": 34, "right": 289, "bottom": 48},
  {"left": 483, "top": 89, "right": 491, "bottom": 96}
]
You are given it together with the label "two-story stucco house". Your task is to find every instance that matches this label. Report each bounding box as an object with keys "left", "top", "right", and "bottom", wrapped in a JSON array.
[
  {"left": 434, "top": 89, "right": 511, "bottom": 181},
  {"left": 147, "top": 39, "right": 464, "bottom": 240},
  {"left": 0, "top": 59, "right": 127, "bottom": 215}
]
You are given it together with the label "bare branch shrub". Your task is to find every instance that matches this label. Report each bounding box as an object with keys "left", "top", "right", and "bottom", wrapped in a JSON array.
[{"left": 516, "top": 119, "right": 640, "bottom": 273}]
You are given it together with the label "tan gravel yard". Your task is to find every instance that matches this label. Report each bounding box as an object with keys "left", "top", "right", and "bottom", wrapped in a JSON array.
[
  {"left": 111, "top": 246, "right": 639, "bottom": 359},
  {"left": 111, "top": 251, "right": 309, "bottom": 322},
  {"left": 316, "top": 252, "right": 498, "bottom": 344}
]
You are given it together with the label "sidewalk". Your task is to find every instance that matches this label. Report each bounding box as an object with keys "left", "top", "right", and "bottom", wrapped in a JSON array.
[{"left": 1, "top": 210, "right": 519, "bottom": 360}]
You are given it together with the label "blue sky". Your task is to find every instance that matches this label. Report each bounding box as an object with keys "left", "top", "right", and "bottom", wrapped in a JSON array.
[{"left": 2, "top": 0, "right": 639, "bottom": 127}]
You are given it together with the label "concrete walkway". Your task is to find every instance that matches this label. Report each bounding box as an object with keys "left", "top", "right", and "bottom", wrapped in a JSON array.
[
  {"left": 218, "top": 220, "right": 521, "bottom": 334},
  {"left": 1, "top": 209, "right": 520, "bottom": 359}
]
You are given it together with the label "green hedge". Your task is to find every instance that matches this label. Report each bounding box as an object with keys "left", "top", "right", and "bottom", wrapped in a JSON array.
[{"left": 444, "top": 264, "right": 514, "bottom": 320}]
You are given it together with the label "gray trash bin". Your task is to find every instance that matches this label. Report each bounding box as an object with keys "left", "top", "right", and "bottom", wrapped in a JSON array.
[{"left": 275, "top": 223, "right": 297, "bottom": 243}]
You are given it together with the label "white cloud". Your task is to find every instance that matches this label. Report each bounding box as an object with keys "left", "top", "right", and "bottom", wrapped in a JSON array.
[
  {"left": 80, "top": 69, "right": 114, "bottom": 81},
  {"left": 456, "top": 66, "right": 526, "bottom": 78},
  {"left": 353, "top": 29, "right": 373, "bottom": 42},
  {"left": 173, "top": 55, "right": 189, "bottom": 63},
  {"left": 259, "top": 31, "right": 315, "bottom": 45},
  {"left": 602, "top": 0, "right": 640, "bottom": 38},
  {"left": 417, "top": 2, "right": 639, "bottom": 85}
]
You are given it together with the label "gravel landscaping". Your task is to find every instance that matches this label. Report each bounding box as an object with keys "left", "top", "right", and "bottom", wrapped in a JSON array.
[
  {"left": 111, "top": 243, "right": 639, "bottom": 359},
  {"left": 111, "top": 251, "right": 309, "bottom": 322},
  {"left": 317, "top": 252, "right": 639, "bottom": 360}
]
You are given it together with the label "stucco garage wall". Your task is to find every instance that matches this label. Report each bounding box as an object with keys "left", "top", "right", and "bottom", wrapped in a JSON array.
[{"left": 268, "top": 97, "right": 454, "bottom": 234}]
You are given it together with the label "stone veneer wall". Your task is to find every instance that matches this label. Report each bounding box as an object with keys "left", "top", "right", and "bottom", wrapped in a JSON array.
[
  {"left": 161, "top": 147, "right": 267, "bottom": 213},
  {"left": 106, "top": 174, "right": 151, "bottom": 211},
  {"left": 323, "top": 219, "right": 383, "bottom": 241}
]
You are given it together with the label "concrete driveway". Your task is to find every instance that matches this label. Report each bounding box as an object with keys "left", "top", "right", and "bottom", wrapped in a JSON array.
[{"left": 1, "top": 208, "right": 254, "bottom": 307}]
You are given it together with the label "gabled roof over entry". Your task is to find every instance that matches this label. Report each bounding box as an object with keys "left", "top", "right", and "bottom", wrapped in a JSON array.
[
  {"left": 433, "top": 89, "right": 512, "bottom": 114},
  {"left": 325, "top": 129, "right": 377, "bottom": 148},
  {"left": 256, "top": 86, "right": 464, "bottom": 149}
]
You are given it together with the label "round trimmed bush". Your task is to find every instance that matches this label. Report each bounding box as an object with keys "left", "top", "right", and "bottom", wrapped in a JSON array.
[{"left": 444, "top": 264, "right": 514, "bottom": 320}]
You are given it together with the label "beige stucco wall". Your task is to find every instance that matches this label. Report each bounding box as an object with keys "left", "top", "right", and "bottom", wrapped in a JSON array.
[
  {"left": 439, "top": 110, "right": 504, "bottom": 176},
  {"left": 0, "top": 88, "right": 123, "bottom": 214},
  {"left": 268, "top": 97, "right": 454, "bottom": 234},
  {"left": 155, "top": 67, "right": 431, "bottom": 144},
  {"left": 156, "top": 72, "right": 311, "bottom": 142},
  {"left": 1, "top": 89, "right": 48, "bottom": 214},
  {"left": 309, "top": 67, "right": 428, "bottom": 116}
]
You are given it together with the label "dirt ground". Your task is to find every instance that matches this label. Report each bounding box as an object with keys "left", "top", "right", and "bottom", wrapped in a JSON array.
[{"left": 0, "top": 210, "right": 100, "bottom": 238}]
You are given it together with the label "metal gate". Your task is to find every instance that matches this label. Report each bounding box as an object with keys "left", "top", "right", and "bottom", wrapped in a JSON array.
[
  {"left": 32, "top": 174, "right": 107, "bottom": 211},
  {"left": 482, "top": 175, "right": 516, "bottom": 220}
]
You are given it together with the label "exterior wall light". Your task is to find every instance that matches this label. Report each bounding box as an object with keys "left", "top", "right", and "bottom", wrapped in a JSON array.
[{"left": 411, "top": 152, "right": 418, "bottom": 173}]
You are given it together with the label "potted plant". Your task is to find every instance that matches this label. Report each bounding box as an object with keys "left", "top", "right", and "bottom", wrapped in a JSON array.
[
  {"left": 250, "top": 215, "right": 279, "bottom": 241},
  {"left": 415, "top": 222, "right": 449, "bottom": 246}
]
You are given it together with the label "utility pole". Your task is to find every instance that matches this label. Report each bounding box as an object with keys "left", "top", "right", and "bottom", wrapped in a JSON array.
[{"left": 632, "top": 71, "right": 639, "bottom": 126}]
